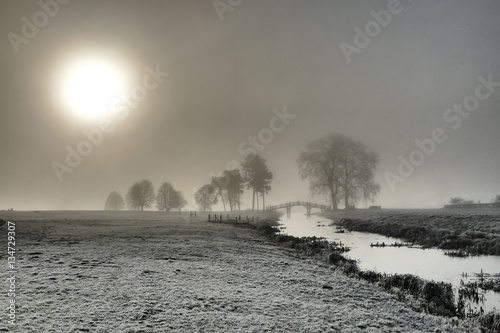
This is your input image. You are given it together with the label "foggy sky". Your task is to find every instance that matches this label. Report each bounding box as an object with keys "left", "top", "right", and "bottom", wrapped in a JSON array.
[{"left": 1, "top": 0, "right": 499, "bottom": 210}]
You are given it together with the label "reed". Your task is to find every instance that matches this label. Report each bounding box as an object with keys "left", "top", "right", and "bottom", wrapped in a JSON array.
[{"left": 478, "top": 312, "right": 500, "bottom": 333}]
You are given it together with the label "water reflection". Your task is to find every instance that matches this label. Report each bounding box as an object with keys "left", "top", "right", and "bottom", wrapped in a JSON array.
[{"left": 279, "top": 212, "right": 500, "bottom": 312}]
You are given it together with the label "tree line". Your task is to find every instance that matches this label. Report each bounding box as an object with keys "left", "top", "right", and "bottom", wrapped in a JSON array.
[
  {"left": 105, "top": 134, "right": 381, "bottom": 212},
  {"left": 194, "top": 153, "right": 273, "bottom": 212},
  {"left": 449, "top": 195, "right": 500, "bottom": 205},
  {"left": 105, "top": 181, "right": 187, "bottom": 211},
  {"left": 104, "top": 153, "right": 274, "bottom": 212}
]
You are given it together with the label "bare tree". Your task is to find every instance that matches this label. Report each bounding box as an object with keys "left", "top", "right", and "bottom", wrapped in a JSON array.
[
  {"left": 156, "top": 182, "right": 186, "bottom": 211},
  {"left": 172, "top": 190, "right": 187, "bottom": 211},
  {"left": 241, "top": 154, "right": 273, "bottom": 210},
  {"left": 297, "top": 134, "right": 379, "bottom": 209},
  {"left": 208, "top": 170, "right": 245, "bottom": 212},
  {"left": 126, "top": 180, "right": 155, "bottom": 211},
  {"left": 211, "top": 176, "right": 228, "bottom": 211},
  {"left": 225, "top": 169, "right": 244, "bottom": 211},
  {"left": 364, "top": 183, "right": 380, "bottom": 206},
  {"left": 194, "top": 184, "right": 218, "bottom": 212},
  {"left": 494, "top": 195, "right": 500, "bottom": 204},
  {"left": 104, "top": 191, "right": 125, "bottom": 210}
]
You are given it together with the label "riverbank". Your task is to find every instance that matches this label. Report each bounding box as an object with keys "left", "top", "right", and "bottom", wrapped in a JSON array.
[
  {"left": 323, "top": 208, "right": 500, "bottom": 256},
  {"left": 0, "top": 211, "right": 479, "bottom": 332}
]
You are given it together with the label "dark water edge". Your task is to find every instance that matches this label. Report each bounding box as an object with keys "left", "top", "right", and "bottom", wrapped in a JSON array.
[
  {"left": 250, "top": 223, "right": 500, "bottom": 333},
  {"left": 323, "top": 211, "right": 500, "bottom": 256}
]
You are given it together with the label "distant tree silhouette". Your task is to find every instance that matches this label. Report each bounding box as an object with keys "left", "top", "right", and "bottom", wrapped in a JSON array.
[
  {"left": 241, "top": 154, "right": 273, "bottom": 211},
  {"left": 449, "top": 197, "right": 465, "bottom": 205},
  {"left": 195, "top": 184, "right": 218, "bottom": 212},
  {"left": 104, "top": 191, "right": 125, "bottom": 210},
  {"left": 225, "top": 169, "right": 244, "bottom": 211},
  {"left": 211, "top": 176, "right": 228, "bottom": 211},
  {"left": 156, "top": 182, "right": 187, "bottom": 211},
  {"left": 208, "top": 170, "right": 245, "bottom": 212},
  {"left": 449, "top": 197, "right": 476, "bottom": 205},
  {"left": 126, "top": 180, "right": 155, "bottom": 211},
  {"left": 495, "top": 195, "right": 500, "bottom": 204},
  {"left": 297, "top": 134, "right": 379, "bottom": 209},
  {"left": 172, "top": 190, "right": 187, "bottom": 211}
]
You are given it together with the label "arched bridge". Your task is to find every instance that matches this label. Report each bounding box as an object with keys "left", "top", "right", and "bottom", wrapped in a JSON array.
[{"left": 266, "top": 201, "right": 332, "bottom": 216}]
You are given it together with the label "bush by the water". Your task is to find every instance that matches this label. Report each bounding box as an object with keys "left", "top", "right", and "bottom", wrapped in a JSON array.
[{"left": 274, "top": 234, "right": 350, "bottom": 256}]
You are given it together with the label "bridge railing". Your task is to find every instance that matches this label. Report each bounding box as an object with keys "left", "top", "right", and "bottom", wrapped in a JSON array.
[{"left": 266, "top": 201, "right": 331, "bottom": 210}]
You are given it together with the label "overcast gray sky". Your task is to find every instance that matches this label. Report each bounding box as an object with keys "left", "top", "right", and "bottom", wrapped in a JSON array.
[{"left": 1, "top": 0, "right": 499, "bottom": 210}]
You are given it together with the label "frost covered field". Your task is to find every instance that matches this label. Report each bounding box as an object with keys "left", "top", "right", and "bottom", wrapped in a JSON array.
[{"left": 0, "top": 211, "right": 478, "bottom": 332}]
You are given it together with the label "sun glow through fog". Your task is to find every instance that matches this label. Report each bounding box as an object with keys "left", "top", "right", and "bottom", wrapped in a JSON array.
[{"left": 56, "top": 53, "right": 129, "bottom": 120}]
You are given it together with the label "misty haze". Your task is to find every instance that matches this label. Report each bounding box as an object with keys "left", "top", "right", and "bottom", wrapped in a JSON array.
[{"left": 1, "top": 1, "right": 499, "bottom": 332}]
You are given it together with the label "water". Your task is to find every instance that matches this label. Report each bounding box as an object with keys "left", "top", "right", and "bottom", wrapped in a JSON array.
[{"left": 279, "top": 213, "right": 500, "bottom": 312}]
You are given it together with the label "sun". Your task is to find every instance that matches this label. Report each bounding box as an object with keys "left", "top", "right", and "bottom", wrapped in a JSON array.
[{"left": 56, "top": 53, "right": 129, "bottom": 120}]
